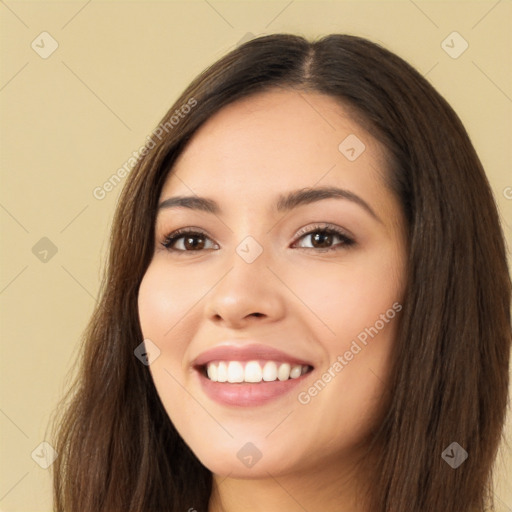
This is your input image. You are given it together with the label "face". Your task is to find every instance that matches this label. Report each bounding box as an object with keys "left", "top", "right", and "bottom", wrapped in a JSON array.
[{"left": 137, "top": 89, "right": 407, "bottom": 479}]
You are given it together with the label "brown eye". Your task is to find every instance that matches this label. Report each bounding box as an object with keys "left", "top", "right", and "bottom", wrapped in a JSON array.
[
  {"left": 161, "top": 224, "right": 355, "bottom": 254},
  {"left": 294, "top": 226, "right": 355, "bottom": 251},
  {"left": 309, "top": 231, "right": 335, "bottom": 249},
  {"left": 162, "top": 230, "right": 217, "bottom": 252}
]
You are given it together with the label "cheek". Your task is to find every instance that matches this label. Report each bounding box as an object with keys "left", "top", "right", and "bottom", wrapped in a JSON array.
[
  {"left": 289, "top": 248, "right": 404, "bottom": 343},
  {"left": 139, "top": 279, "right": 170, "bottom": 334},
  {"left": 137, "top": 264, "right": 197, "bottom": 422},
  {"left": 289, "top": 248, "right": 403, "bottom": 425},
  {"left": 138, "top": 261, "right": 198, "bottom": 341},
  {"left": 137, "top": 263, "right": 191, "bottom": 378}
]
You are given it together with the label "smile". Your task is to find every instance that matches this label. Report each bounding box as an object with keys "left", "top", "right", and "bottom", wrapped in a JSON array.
[
  {"left": 204, "top": 360, "right": 312, "bottom": 383},
  {"left": 192, "top": 342, "right": 315, "bottom": 407}
]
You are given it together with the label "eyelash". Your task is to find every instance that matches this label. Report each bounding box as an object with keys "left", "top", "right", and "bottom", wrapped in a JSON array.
[{"left": 160, "top": 223, "right": 355, "bottom": 255}]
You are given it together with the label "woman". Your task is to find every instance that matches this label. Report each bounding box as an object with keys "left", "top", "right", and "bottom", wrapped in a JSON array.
[{"left": 50, "top": 33, "right": 511, "bottom": 512}]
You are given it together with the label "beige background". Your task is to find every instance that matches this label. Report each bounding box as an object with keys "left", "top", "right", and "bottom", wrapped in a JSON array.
[{"left": 0, "top": 1, "right": 511, "bottom": 510}]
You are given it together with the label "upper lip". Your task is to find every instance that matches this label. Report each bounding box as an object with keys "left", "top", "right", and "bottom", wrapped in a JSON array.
[{"left": 191, "top": 343, "right": 314, "bottom": 368}]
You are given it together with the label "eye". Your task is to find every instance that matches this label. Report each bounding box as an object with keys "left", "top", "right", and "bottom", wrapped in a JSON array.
[
  {"left": 292, "top": 223, "right": 355, "bottom": 252},
  {"left": 161, "top": 228, "right": 218, "bottom": 253},
  {"left": 160, "top": 223, "right": 355, "bottom": 254}
]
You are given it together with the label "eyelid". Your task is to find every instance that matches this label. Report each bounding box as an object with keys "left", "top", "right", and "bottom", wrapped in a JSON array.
[
  {"left": 293, "top": 222, "right": 354, "bottom": 241},
  {"left": 161, "top": 223, "right": 352, "bottom": 242}
]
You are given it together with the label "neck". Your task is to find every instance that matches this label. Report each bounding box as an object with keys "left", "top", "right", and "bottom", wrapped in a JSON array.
[{"left": 208, "top": 455, "right": 370, "bottom": 512}]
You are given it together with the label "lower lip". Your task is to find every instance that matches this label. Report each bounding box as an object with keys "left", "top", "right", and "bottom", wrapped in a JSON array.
[{"left": 196, "top": 369, "right": 312, "bottom": 407}]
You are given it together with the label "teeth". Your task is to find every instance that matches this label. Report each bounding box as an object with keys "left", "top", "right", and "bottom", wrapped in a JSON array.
[
  {"left": 262, "top": 361, "right": 277, "bottom": 381},
  {"left": 289, "top": 365, "right": 302, "bottom": 379},
  {"left": 278, "top": 363, "right": 290, "bottom": 381},
  {"left": 217, "top": 361, "right": 227, "bottom": 382},
  {"left": 205, "top": 360, "right": 310, "bottom": 383},
  {"left": 206, "top": 363, "right": 217, "bottom": 381},
  {"left": 227, "top": 361, "right": 244, "bottom": 383},
  {"left": 244, "top": 361, "right": 262, "bottom": 382}
]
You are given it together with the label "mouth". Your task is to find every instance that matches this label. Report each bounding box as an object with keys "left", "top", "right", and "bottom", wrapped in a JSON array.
[
  {"left": 192, "top": 344, "right": 315, "bottom": 407},
  {"left": 197, "top": 360, "right": 314, "bottom": 383}
]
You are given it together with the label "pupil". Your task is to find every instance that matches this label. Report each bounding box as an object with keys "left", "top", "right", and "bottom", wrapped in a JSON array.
[
  {"left": 185, "top": 235, "right": 204, "bottom": 250},
  {"left": 313, "top": 232, "right": 332, "bottom": 248}
]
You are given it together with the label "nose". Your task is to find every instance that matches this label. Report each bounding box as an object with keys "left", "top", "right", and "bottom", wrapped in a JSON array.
[{"left": 203, "top": 248, "right": 286, "bottom": 329}]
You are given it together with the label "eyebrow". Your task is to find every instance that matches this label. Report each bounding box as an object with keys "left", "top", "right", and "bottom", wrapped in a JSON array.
[{"left": 157, "top": 186, "right": 381, "bottom": 223}]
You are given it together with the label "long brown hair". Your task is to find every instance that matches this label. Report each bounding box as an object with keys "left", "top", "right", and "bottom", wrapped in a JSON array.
[{"left": 49, "top": 33, "right": 511, "bottom": 512}]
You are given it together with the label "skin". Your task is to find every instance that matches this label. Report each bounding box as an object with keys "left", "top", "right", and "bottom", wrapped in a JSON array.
[{"left": 137, "top": 89, "right": 408, "bottom": 512}]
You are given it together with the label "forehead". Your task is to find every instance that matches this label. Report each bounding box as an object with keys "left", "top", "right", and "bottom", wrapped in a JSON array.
[{"left": 160, "top": 89, "right": 389, "bottom": 208}]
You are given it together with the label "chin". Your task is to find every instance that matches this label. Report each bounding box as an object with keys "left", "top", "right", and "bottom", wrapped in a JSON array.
[{"left": 180, "top": 431, "right": 303, "bottom": 478}]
